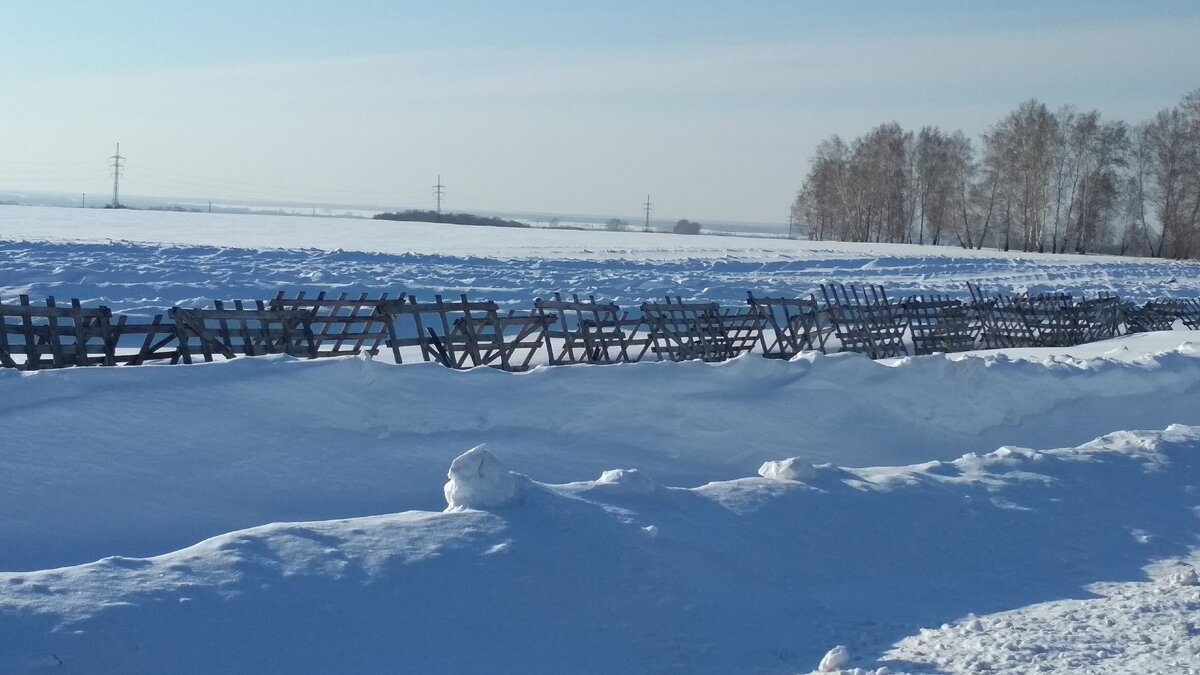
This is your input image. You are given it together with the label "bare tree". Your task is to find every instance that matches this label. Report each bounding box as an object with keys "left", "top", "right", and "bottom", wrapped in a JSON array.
[
  {"left": 1143, "top": 101, "right": 1199, "bottom": 258},
  {"left": 789, "top": 89, "right": 1199, "bottom": 258},
  {"left": 981, "top": 100, "right": 1059, "bottom": 252},
  {"left": 795, "top": 136, "right": 853, "bottom": 241},
  {"left": 850, "top": 123, "right": 913, "bottom": 243},
  {"left": 915, "top": 127, "right": 961, "bottom": 246},
  {"left": 945, "top": 132, "right": 983, "bottom": 249}
]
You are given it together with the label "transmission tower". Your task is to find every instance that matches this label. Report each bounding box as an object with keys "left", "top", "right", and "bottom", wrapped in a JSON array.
[
  {"left": 109, "top": 143, "right": 125, "bottom": 208},
  {"left": 643, "top": 195, "right": 652, "bottom": 232},
  {"left": 433, "top": 175, "right": 445, "bottom": 220}
]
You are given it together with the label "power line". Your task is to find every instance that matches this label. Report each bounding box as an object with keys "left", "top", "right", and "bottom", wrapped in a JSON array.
[
  {"left": 131, "top": 163, "right": 425, "bottom": 198},
  {"left": 109, "top": 143, "right": 125, "bottom": 208},
  {"left": 433, "top": 175, "right": 445, "bottom": 218},
  {"left": 643, "top": 195, "right": 652, "bottom": 232}
]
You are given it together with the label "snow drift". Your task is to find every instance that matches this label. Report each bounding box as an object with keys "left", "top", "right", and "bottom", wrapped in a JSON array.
[{"left": 3, "top": 332, "right": 1200, "bottom": 572}]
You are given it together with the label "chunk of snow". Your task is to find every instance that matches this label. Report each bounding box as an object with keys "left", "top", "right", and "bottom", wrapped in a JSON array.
[
  {"left": 1167, "top": 568, "right": 1199, "bottom": 587},
  {"left": 758, "top": 457, "right": 817, "bottom": 482},
  {"left": 443, "top": 445, "right": 525, "bottom": 512},
  {"left": 595, "top": 468, "right": 659, "bottom": 494},
  {"left": 817, "top": 645, "right": 850, "bottom": 671}
]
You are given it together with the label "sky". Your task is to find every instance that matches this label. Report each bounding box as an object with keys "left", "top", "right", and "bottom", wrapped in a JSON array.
[{"left": 1, "top": 1, "right": 1199, "bottom": 223}]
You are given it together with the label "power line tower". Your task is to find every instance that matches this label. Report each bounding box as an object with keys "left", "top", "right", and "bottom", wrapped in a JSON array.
[
  {"left": 109, "top": 143, "right": 125, "bottom": 208},
  {"left": 643, "top": 195, "right": 652, "bottom": 232},
  {"left": 433, "top": 175, "right": 445, "bottom": 221}
]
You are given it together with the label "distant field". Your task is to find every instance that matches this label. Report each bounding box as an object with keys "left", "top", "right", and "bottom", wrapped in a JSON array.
[{"left": 2, "top": 205, "right": 1199, "bottom": 315}]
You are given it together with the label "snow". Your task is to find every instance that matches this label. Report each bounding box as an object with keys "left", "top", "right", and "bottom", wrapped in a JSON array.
[
  {"left": 818, "top": 646, "right": 851, "bottom": 672},
  {"left": 4, "top": 335, "right": 1199, "bottom": 574},
  {"left": 2, "top": 206, "right": 1200, "bottom": 673},
  {"left": 758, "top": 457, "right": 818, "bottom": 482},
  {"left": 3, "top": 424, "right": 1198, "bottom": 673},
  {"left": 3, "top": 205, "right": 1200, "bottom": 315},
  {"left": 886, "top": 559, "right": 1200, "bottom": 674},
  {"left": 443, "top": 445, "right": 527, "bottom": 511}
]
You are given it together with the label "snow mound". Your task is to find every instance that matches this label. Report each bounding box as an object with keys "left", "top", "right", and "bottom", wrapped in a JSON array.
[
  {"left": 443, "top": 445, "right": 527, "bottom": 512},
  {"left": 594, "top": 468, "right": 659, "bottom": 495},
  {"left": 1166, "top": 568, "right": 1199, "bottom": 587},
  {"left": 758, "top": 457, "right": 817, "bottom": 482},
  {"left": 817, "top": 645, "right": 850, "bottom": 671}
]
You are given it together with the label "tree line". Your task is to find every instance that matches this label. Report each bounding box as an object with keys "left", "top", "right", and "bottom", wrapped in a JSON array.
[
  {"left": 374, "top": 210, "right": 528, "bottom": 229},
  {"left": 791, "top": 90, "right": 1200, "bottom": 258}
]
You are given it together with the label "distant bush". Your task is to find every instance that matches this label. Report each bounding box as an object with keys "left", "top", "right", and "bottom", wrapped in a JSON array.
[
  {"left": 605, "top": 218, "right": 628, "bottom": 232},
  {"left": 374, "top": 210, "right": 529, "bottom": 228},
  {"left": 673, "top": 219, "right": 702, "bottom": 235}
]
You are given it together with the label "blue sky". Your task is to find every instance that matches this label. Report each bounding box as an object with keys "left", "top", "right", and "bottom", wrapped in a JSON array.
[{"left": 2, "top": 1, "right": 1198, "bottom": 222}]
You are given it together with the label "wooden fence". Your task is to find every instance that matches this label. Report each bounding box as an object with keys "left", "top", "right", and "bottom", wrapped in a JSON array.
[{"left": 4, "top": 285, "right": 1199, "bottom": 372}]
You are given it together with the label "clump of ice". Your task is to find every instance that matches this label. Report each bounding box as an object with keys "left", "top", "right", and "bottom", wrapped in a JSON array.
[
  {"left": 817, "top": 645, "right": 850, "bottom": 672},
  {"left": 595, "top": 468, "right": 659, "bottom": 495},
  {"left": 758, "top": 457, "right": 817, "bottom": 482},
  {"left": 444, "top": 445, "right": 526, "bottom": 512}
]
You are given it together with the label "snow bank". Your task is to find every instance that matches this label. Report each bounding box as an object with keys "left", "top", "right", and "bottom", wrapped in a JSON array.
[
  {"left": 444, "top": 445, "right": 527, "bottom": 511},
  {"left": 3, "top": 333, "right": 1200, "bottom": 572}
]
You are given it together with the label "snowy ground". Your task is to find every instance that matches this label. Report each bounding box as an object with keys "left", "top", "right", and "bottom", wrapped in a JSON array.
[
  {"left": 3, "top": 205, "right": 1200, "bottom": 314},
  {"left": 2, "top": 206, "right": 1200, "bottom": 674}
]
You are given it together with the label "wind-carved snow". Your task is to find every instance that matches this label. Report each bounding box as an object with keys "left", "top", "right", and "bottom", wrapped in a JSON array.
[
  {"left": 444, "top": 445, "right": 527, "bottom": 511},
  {"left": 758, "top": 457, "right": 818, "bottom": 482},
  {"left": 817, "top": 645, "right": 851, "bottom": 671},
  {"left": 594, "top": 468, "right": 660, "bottom": 495}
]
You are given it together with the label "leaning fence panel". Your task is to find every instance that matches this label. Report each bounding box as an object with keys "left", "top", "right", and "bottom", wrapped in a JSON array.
[
  {"left": 533, "top": 294, "right": 650, "bottom": 365},
  {"left": 820, "top": 284, "right": 909, "bottom": 359},
  {"left": 747, "top": 293, "right": 832, "bottom": 358},
  {"left": 641, "top": 297, "right": 764, "bottom": 362},
  {"left": 901, "top": 295, "right": 977, "bottom": 355}
]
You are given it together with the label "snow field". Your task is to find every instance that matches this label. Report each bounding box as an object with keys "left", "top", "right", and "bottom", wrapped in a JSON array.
[
  {"left": 3, "top": 205, "right": 1200, "bottom": 316},
  {"left": 3, "top": 205, "right": 1200, "bottom": 673}
]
